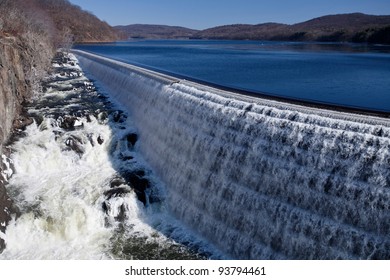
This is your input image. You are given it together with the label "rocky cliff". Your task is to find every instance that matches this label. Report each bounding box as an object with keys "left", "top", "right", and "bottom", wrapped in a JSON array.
[{"left": 0, "top": 35, "right": 54, "bottom": 250}]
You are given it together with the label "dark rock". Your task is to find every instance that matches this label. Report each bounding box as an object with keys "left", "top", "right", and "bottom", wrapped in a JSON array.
[
  {"left": 97, "top": 111, "right": 108, "bottom": 124},
  {"left": 97, "top": 135, "right": 104, "bottom": 145},
  {"left": 65, "top": 135, "right": 84, "bottom": 154},
  {"left": 0, "top": 195, "right": 11, "bottom": 252},
  {"left": 102, "top": 187, "right": 131, "bottom": 221},
  {"left": 86, "top": 133, "right": 94, "bottom": 146},
  {"left": 104, "top": 187, "right": 131, "bottom": 200},
  {"left": 12, "top": 115, "right": 33, "bottom": 131},
  {"left": 122, "top": 170, "right": 150, "bottom": 205},
  {"left": 112, "top": 110, "right": 127, "bottom": 123},
  {"left": 58, "top": 116, "right": 78, "bottom": 130},
  {"left": 125, "top": 133, "right": 138, "bottom": 148},
  {"left": 119, "top": 153, "right": 133, "bottom": 161},
  {"left": 102, "top": 200, "right": 127, "bottom": 222},
  {"left": 102, "top": 201, "right": 108, "bottom": 213},
  {"left": 110, "top": 177, "right": 127, "bottom": 188},
  {"left": 32, "top": 114, "right": 44, "bottom": 127}
]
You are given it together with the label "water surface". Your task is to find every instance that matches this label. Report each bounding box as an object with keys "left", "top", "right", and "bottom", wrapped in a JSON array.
[{"left": 75, "top": 40, "right": 390, "bottom": 112}]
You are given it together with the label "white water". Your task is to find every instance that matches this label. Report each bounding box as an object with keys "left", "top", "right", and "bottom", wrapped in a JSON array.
[
  {"left": 74, "top": 50, "right": 390, "bottom": 259},
  {"left": 0, "top": 53, "right": 222, "bottom": 260}
]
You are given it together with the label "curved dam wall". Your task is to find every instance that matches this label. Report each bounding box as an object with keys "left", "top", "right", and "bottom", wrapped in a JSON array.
[{"left": 74, "top": 50, "right": 390, "bottom": 259}]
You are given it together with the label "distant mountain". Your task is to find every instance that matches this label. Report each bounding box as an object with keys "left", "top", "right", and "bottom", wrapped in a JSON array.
[
  {"left": 115, "top": 24, "right": 199, "bottom": 39},
  {"left": 192, "top": 13, "right": 390, "bottom": 44}
]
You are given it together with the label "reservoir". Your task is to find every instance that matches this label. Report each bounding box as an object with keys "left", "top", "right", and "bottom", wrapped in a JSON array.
[{"left": 75, "top": 40, "right": 390, "bottom": 112}]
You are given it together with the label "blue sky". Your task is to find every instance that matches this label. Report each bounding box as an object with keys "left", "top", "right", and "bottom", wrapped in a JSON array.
[{"left": 69, "top": 0, "right": 390, "bottom": 29}]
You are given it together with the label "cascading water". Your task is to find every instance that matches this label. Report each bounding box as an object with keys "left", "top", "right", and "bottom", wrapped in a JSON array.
[
  {"left": 0, "top": 52, "right": 223, "bottom": 260},
  {"left": 74, "top": 50, "right": 390, "bottom": 259}
]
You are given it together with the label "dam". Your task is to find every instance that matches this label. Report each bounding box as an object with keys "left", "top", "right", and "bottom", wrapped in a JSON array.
[{"left": 73, "top": 50, "right": 390, "bottom": 259}]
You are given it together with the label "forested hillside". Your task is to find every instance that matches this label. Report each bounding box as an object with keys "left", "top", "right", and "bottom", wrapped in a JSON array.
[
  {"left": 115, "top": 24, "right": 198, "bottom": 39},
  {"left": 192, "top": 13, "right": 390, "bottom": 44}
]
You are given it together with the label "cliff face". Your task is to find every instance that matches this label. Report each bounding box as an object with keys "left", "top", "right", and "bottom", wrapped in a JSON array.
[{"left": 0, "top": 35, "right": 54, "bottom": 250}]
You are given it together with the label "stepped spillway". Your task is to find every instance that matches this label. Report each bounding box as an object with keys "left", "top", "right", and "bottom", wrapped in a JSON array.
[{"left": 74, "top": 50, "right": 390, "bottom": 259}]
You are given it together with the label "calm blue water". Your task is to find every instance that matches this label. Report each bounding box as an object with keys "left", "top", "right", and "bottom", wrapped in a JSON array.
[{"left": 75, "top": 40, "right": 390, "bottom": 112}]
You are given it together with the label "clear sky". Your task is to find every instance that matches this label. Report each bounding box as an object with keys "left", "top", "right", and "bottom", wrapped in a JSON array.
[{"left": 68, "top": 0, "right": 390, "bottom": 30}]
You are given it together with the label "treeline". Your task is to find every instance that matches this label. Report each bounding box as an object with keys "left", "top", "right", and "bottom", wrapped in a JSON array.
[
  {"left": 351, "top": 26, "right": 390, "bottom": 44},
  {"left": 0, "top": 0, "right": 56, "bottom": 96},
  {"left": 190, "top": 13, "right": 390, "bottom": 45},
  {"left": 1, "top": 0, "right": 118, "bottom": 49}
]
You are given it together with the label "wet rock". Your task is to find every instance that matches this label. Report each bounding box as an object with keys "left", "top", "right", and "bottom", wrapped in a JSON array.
[
  {"left": 102, "top": 186, "right": 132, "bottom": 222},
  {"left": 110, "top": 177, "right": 127, "bottom": 188},
  {"left": 58, "top": 116, "right": 81, "bottom": 130},
  {"left": 97, "top": 111, "right": 108, "bottom": 124},
  {"left": 0, "top": 150, "right": 14, "bottom": 252},
  {"left": 86, "top": 133, "right": 95, "bottom": 146},
  {"left": 112, "top": 110, "right": 127, "bottom": 123},
  {"left": 102, "top": 200, "right": 127, "bottom": 222},
  {"left": 119, "top": 153, "right": 133, "bottom": 161},
  {"left": 97, "top": 135, "right": 104, "bottom": 145},
  {"left": 104, "top": 187, "right": 131, "bottom": 200},
  {"left": 125, "top": 133, "right": 138, "bottom": 148},
  {"left": 122, "top": 170, "right": 149, "bottom": 205},
  {"left": 32, "top": 114, "right": 44, "bottom": 127},
  {"left": 64, "top": 135, "right": 84, "bottom": 155},
  {"left": 12, "top": 115, "right": 33, "bottom": 131}
]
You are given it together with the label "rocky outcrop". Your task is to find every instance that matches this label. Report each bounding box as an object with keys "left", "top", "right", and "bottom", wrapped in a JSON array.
[{"left": 0, "top": 36, "right": 53, "bottom": 251}]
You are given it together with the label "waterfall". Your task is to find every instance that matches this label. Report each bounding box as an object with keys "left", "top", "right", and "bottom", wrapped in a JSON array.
[{"left": 74, "top": 50, "right": 390, "bottom": 259}]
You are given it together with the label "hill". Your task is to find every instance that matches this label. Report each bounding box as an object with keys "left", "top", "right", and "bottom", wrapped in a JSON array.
[
  {"left": 1, "top": 0, "right": 118, "bottom": 44},
  {"left": 190, "top": 23, "right": 288, "bottom": 40},
  {"left": 192, "top": 13, "right": 390, "bottom": 44},
  {"left": 38, "top": 0, "right": 118, "bottom": 43},
  {"left": 115, "top": 24, "right": 198, "bottom": 39}
]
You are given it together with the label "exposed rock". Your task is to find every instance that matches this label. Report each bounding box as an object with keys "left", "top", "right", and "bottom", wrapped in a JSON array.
[
  {"left": 97, "top": 111, "right": 108, "bottom": 124},
  {"left": 125, "top": 133, "right": 138, "bottom": 148},
  {"left": 119, "top": 153, "right": 133, "bottom": 161},
  {"left": 112, "top": 110, "right": 127, "bottom": 123},
  {"left": 110, "top": 177, "right": 127, "bottom": 188},
  {"left": 64, "top": 135, "right": 84, "bottom": 155},
  {"left": 122, "top": 170, "right": 149, "bottom": 205},
  {"left": 0, "top": 35, "right": 53, "bottom": 253},
  {"left": 0, "top": 182, "right": 12, "bottom": 252},
  {"left": 97, "top": 135, "right": 104, "bottom": 145},
  {"left": 58, "top": 116, "right": 83, "bottom": 130},
  {"left": 104, "top": 187, "right": 131, "bottom": 200}
]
